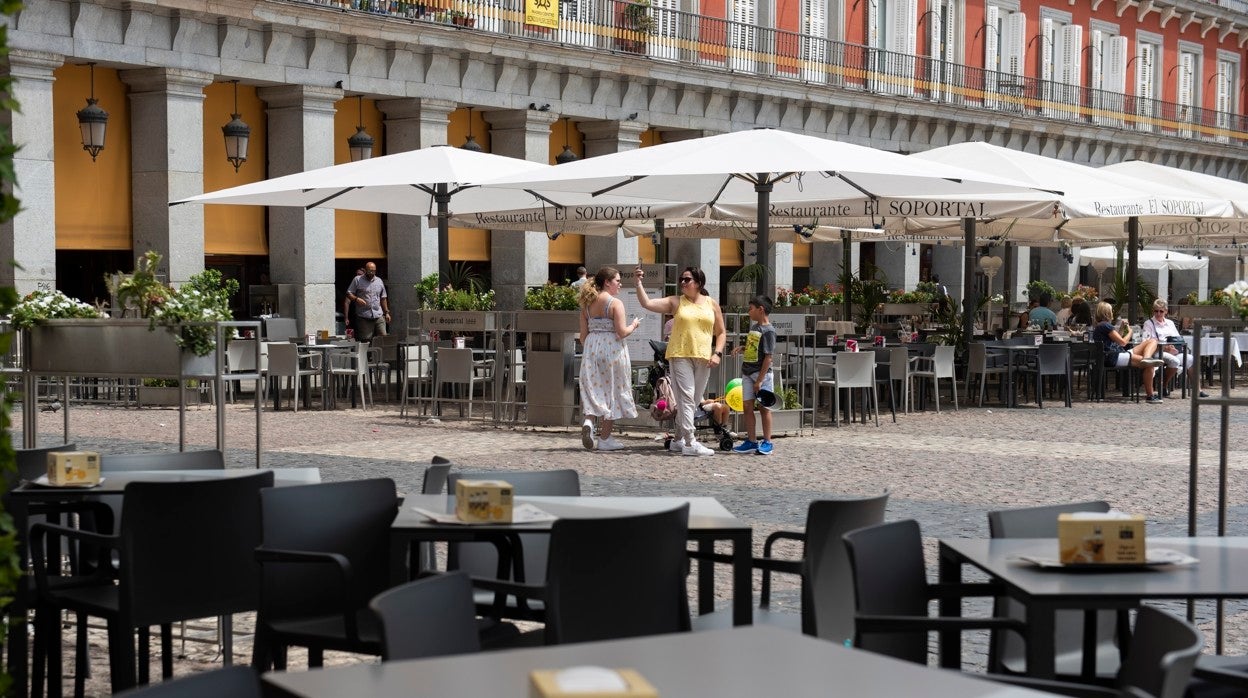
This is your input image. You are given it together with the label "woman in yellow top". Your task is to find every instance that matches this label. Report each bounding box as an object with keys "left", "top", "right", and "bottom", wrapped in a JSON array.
[{"left": 634, "top": 266, "right": 726, "bottom": 457}]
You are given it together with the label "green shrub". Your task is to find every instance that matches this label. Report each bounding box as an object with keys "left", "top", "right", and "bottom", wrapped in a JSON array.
[{"left": 524, "top": 283, "right": 579, "bottom": 310}]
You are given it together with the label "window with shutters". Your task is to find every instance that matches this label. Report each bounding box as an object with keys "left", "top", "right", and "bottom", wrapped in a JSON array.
[
  {"left": 926, "top": 0, "right": 958, "bottom": 101},
  {"left": 649, "top": 0, "right": 680, "bottom": 60},
  {"left": 1175, "top": 46, "right": 1199, "bottom": 136},
  {"left": 1215, "top": 53, "right": 1239, "bottom": 141},
  {"left": 801, "top": 0, "right": 829, "bottom": 82},
  {"left": 1039, "top": 11, "right": 1078, "bottom": 118},
  {"left": 1089, "top": 25, "right": 1126, "bottom": 126},
  {"left": 1134, "top": 34, "right": 1161, "bottom": 131},
  {"left": 727, "top": 0, "right": 757, "bottom": 73},
  {"left": 873, "top": 0, "right": 917, "bottom": 95},
  {"left": 983, "top": 4, "right": 1023, "bottom": 109}
]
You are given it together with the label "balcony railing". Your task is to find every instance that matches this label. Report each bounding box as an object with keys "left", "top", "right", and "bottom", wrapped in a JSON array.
[{"left": 280, "top": 0, "right": 1248, "bottom": 145}]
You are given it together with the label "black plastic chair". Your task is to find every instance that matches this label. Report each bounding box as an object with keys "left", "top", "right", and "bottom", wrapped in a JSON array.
[
  {"left": 251, "top": 478, "right": 400, "bottom": 671},
  {"left": 369, "top": 571, "right": 481, "bottom": 662},
  {"left": 111, "top": 666, "right": 262, "bottom": 698},
  {"left": 987, "top": 501, "right": 1120, "bottom": 678},
  {"left": 842, "top": 519, "right": 1024, "bottom": 666},
  {"left": 984, "top": 605, "right": 1203, "bottom": 698},
  {"left": 7, "top": 444, "right": 81, "bottom": 698},
  {"left": 1015, "top": 343, "right": 1073, "bottom": 408},
  {"left": 414, "top": 457, "right": 454, "bottom": 574},
  {"left": 478, "top": 504, "right": 691, "bottom": 645},
  {"left": 30, "top": 471, "right": 274, "bottom": 695},
  {"left": 692, "top": 492, "right": 889, "bottom": 646},
  {"left": 446, "top": 470, "right": 580, "bottom": 621}
]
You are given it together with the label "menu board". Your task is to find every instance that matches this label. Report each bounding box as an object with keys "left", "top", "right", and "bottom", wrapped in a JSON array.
[{"left": 620, "top": 286, "right": 664, "bottom": 363}]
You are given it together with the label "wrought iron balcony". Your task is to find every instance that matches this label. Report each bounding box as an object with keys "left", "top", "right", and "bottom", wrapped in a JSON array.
[{"left": 281, "top": 0, "right": 1248, "bottom": 146}]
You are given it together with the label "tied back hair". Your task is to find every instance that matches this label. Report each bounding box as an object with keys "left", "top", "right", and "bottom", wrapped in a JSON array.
[{"left": 579, "top": 266, "right": 620, "bottom": 310}]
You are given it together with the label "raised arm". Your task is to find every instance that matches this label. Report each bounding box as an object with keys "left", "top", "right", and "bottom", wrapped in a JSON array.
[{"left": 632, "top": 267, "right": 676, "bottom": 315}]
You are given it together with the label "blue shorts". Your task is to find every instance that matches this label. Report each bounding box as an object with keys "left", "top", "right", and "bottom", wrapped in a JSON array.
[{"left": 742, "top": 370, "right": 774, "bottom": 403}]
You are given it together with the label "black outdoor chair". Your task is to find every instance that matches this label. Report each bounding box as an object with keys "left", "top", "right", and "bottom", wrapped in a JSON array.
[
  {"left": 983, "top": 605, "right": 1203, "bottom": 698},
  {"left": 477, "top": 504, "right": 691, "bottom": 645},
  {"left": 413, "top": 457, "right": 454, "bottom": 574},
  {"left": 1015, "top": 343, "right": 1073, "bottom": 407},
  {"left": 843, "top": 519, "right": 1025, "bottom": 667},
  {"left": 369, "top": 571, "right": 481, "bottom": 662},
  {"left": 987, "top": 501, "right": 1121, "bottom": 679},
  {"left": 30, "top": 472, "right": 273, "bottom": 695},
  {"left": 251, "top": 478, "right": 400, "bottom": 670},
  {"left": 692, "top": 492, "right": 889, "bottom": 646},
  {"left": 112, "top": 666, "right": 262, "bottom": 698},
  {"left": 446, "top": 470, "right": 580, "bottom": 622}
]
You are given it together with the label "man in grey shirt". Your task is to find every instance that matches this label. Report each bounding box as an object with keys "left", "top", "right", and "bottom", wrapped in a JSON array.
[{"left": 345, "top": 261, "right": 391, "bottom": 341}]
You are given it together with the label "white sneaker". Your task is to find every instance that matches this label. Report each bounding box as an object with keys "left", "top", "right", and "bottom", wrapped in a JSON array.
[
  {"left": 668, "top": 439, "right": 684, "bottom": 453},
  {"left": 1141, "top": 358, "right": 1164, "bottom": 368},
  {"left": 682, "top": 442, "right": 715, "bottom": 457},
  {"left": 581, "top": 420, "right": 595, "bottom": 450},
  {"left": 597, "top": 436, "right": 625, "bottom": 451}
]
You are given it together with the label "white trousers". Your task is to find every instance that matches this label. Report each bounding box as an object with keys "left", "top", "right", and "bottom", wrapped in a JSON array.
[
  {"left": 669, "top": 357, "right": 711, "bottom": 446},
  {"left": 1162, "top": 348, "right": 1195, "bottom": 371}
]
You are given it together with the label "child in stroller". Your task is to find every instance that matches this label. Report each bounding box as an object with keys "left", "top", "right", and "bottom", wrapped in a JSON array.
[{"left": 647, "top": 340, "right": 736, "bottom": 451}]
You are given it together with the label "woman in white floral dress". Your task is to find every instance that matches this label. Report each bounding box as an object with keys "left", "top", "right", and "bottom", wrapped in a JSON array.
[{"left": 578, "top": 267, "right": 641, "bottom": 451}]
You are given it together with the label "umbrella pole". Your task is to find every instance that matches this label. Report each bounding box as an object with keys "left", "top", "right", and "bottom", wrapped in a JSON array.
[
  {"left": 842, "top": 229, "right": 852, "bottom": 323},
  {"left": 756, "top": 176, "right": 772, "bottom": 299},
  {"left": 962, "top": 218, "right": 977, "bottom": 346},
  {"left": 1128, "top": 216, "right": 1140, "bottom": 325},
  {"left": 436, "top": 183, "right": 451, "bottom": 288}
]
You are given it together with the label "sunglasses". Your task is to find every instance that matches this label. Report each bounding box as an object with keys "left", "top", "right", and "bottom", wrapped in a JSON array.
[{"left": 678, "top": 277, "right": 695, "bottom": 284}]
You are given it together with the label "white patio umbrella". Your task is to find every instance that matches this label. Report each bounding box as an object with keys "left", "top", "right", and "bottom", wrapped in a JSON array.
[
  {"left": 476, "top": 129, "right": 1062, "bottom": 296},
  {"left": 1101, "top": 160, "right": 1248, "bottom": 245},
  {"left": 910, "top": 142, "right": 1234, "bottom": 321},
  {"left": 172, "top": 146, "right": 693, "bottom": 281},
  {"left": 1078, "top": 246, "right": 1208, "bottom": 271}
]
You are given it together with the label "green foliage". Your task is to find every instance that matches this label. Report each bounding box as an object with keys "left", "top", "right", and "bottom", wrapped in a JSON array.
[
  {"left": 10, "top": 289, "right": 103, "bottom": 329},
  {"left": 624, "top": 0, "right": 655, "bottom": 32},
  {"left": 781, "top": 386, "right": 801, "bottom": 410},
  {"left": 1107, "top": 247, "right": 1156, "bottom": 317},
  {"left": 446, "top": 262, "right": 486, "bottom": 294},
  {"left": 887, "top": 289, "right": 935, "bottom": 304},
  {"left": 153, "top": 268, "right": 239, "bottom": 356},
  {"left": 524, "top": 283, "right": 579, "bottom": 310},
  {"left": 417, "top": 266, "right": 495, "bottom": 310},
  {"left": 1024, "top": 279, "right": 1058, "bottom": 301},
  {"left": 110, "top": 250, "right": 170, "bottom": 318},
  {"left": 0, "top": 10, "right": 23, "bottom": 685}
]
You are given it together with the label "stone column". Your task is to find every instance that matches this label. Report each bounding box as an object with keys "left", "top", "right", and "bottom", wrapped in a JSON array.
[
  {"left": 579, "top": 119, "right": 646, "bottom": 270},
  {"left": 0, "top": 50, "right": 63, "bottom": 295},
  {"left": 122, "top": 68, "right": 214, "bottom": 285},
  {"left": 377, "top": 98, "right": 456, "bottom": 335},
  {"left": 810, "top": 239, "right": 860, "bottom": 288},
  {"left": 257, "top": 84, "right": 342, "bottom": 335},
  {"left": 874, "top": 242, "right": 920, "bottom": 290},
  {"left": 483, "top": 109, "right": 559, "bottom": 310},
  {"left": 668, "top": 239, "right": 721, "bottom": 299},
  {"left": 930, "top": 243, "right": 964, "bottom": 303}
]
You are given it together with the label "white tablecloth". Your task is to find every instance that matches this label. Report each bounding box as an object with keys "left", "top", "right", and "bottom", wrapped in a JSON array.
[{"left": 1187, "top": 336, "right": 1243, "bottom": 367}]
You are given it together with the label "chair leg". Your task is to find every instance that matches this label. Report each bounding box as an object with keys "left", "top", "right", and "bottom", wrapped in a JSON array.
[
  {"left": 106, "top": 620, "right": 136, "bottom": 693},
  {"left": 308, "top": 646, "right": 324, "bottom": 669},
  {"left": 73, "top": 613, "right": 89, "bottom": 698},
  {"left": 160, "top": 623, "right": 173, "bottom": 680},
  {"left": 950, "top": 376, "right": 958, "bottom": 410},
  {"left": 871, "top": 384, "right": 879, "bottom": 427},
  {"left": 137, "top": 626, "right": 150, "bottom": 685},
  {"left": 932, "top": 377, "right": 940, "bottom": 413}
]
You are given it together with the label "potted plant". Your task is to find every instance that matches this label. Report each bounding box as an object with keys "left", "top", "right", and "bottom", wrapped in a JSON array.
[
  {"left": 617, "top": 0, "right": 654, "bottom": 52},
  {"left": 138, "top": 377, "right": 204, "bottom": 407},
  {"left": 517, "top": 282, "right": 581, "bottom": 332}
]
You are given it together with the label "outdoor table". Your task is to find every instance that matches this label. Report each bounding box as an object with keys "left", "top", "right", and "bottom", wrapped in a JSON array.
[
  {"left": 296, "top": 341, "right": 356, "bottom": 410},
  {"left": 1001, "top": 343, "right": 1039, "bottom": 407},
  {"left": 262, "top": 625, "right": 1055, "bottom": 698},
  {"left": 392, "top": 494, "right": 754, "bottom": 626},
  {"left": 937, "top": 536, "right": 1248, "bottom": 679}
]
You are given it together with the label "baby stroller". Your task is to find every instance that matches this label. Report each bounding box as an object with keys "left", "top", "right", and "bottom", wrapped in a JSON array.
[{"left": 647, "top": 340, "right": 736, "bottom": 451}]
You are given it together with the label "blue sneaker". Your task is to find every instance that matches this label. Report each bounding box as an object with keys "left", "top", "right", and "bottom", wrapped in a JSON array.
[
  {"left": 732, "top": 439, "right": 758, "bottom": 454},
  {"left": 756, "top": 440, "right": 774, "bottom": 455}
]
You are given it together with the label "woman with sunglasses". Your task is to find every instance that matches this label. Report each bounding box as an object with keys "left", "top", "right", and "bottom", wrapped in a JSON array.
[
  {"left": 634, "top": 266, "right": 726, "bottom": 456},
  {"left": 1140, "top": 298, "right": 1204, "bottom": 398}
]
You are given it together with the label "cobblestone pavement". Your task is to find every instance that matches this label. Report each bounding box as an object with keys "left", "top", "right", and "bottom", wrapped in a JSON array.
[{"left": 16, "top": 383, "right": 1248, "bottom": 695}]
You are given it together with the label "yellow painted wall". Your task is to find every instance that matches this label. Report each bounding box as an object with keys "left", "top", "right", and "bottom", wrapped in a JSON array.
[
  {"left": 54, "top": 64, "right": 132, "bottom": 250},
  {"left": 548, "top": 119, "right": 585, "bottom": 263},
  {"left": 640, "top": 128, "right": 662, "bottom": 147},
  {"left": 203, "top": 82, "right": 268, "bottom": 255},
  {"left": 334, "top": 96, "right": 385, "bottom": 258},
  {"left": 637, "top": 235, "right": 656, "bottom": 263},
  {"left": 720, "top": 239, "right": 742, "bottom": 266},
  {"left": 447, "top": 107, "right": 490, "bottom": 260},
  {"left": 793, "top": 240, "right": 810, "bottom": 267}
]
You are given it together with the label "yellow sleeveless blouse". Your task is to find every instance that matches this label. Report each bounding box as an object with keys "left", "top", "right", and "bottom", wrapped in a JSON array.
[{"left": 666, "top": 295, "right": 715, "bottom": 359}]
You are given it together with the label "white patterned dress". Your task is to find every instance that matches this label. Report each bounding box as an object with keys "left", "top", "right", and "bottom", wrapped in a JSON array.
[{"left": 579, "top": 296, "right": 638, "bottom": 421}]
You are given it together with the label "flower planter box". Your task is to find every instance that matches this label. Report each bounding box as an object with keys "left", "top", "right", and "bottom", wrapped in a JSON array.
[
  {"left": 26, "top": 319, "right": 220, "bottom": 379},
  {"left": 729, "top": 408, "right": 805, "bottom": 436},
  {"left": 138, "top": 385, "right": 205, "bottom": 407},
  {"left": 515, "top": 310, "right": 580, "bottom": 333},
  {"left": 879, "top": 303, "right": 933, "bottom": 317}
]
